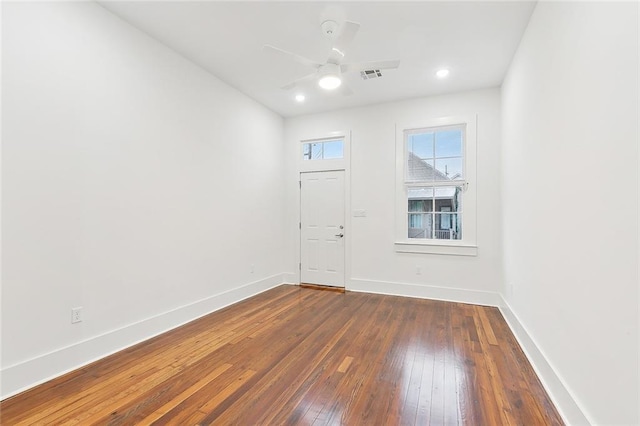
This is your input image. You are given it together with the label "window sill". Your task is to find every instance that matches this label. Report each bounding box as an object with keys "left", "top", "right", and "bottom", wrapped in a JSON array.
[{"left": 394, "top": 241, "right": 478, "bottom": 256}]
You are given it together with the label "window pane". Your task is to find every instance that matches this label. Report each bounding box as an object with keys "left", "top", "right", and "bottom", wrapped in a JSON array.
[
  {"left": 408, "top": 213, "right": 422, "bottom": 228},
  {"left": 434, "top": 157, "right": 463, "bottom": 180},
  {"left": 435, "top": 129, "right": 462, "bottom": 158},
  {"left": 408, "top": 198, "right": 433, "bottom": 213},
  {"left": 302, "top": 140, "right": 344, "bottom": 160},
  {"left": 323, "top": 140, "right": 343, "bottom": 159},
  {"left": 434, "top": 186, "right": 462, "bottom": 213},
  {"left": 408, "top": 187, "right": 434, "bottom": 200},
  {"left": 302, "top": 143, "right": 312, "bottom": 160},
  {"left": 311, "top": 143, "right": 323, "bottom": 159},
  {"left": 408, "top": 133, "right": 434, "bottom": 159},
  {"left": 408, "top": 200, "right": 421, "bottom": 212},
  {"left": 434, "top": 213, "right": 461, "bottom": 240},
  {"left": 407, "top": 158, "right": 435, "bottom": 182},
  {"left": 408, "top": 213, "right": 432, "bottom": 239}
]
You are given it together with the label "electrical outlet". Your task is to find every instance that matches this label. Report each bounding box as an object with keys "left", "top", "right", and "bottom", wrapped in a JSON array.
[
  {"left": 250, "top": 264, "right": 255, "bottom": 274},
  {"left": 416, "top": 266, "right": 422, "bottom": 275},
  {"left": 71, "top": 307, "right": 83, "bottom": 324}
]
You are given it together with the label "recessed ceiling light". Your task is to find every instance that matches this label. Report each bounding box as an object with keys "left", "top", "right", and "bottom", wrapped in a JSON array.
[
  {"left": 436, "top": 69, "right": 450, "bottom": 79},
  {"left": 295, "top": 94, "right": 305, "bottom": 102}
]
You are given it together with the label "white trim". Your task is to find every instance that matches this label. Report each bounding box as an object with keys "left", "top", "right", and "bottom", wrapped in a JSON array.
[
  {"left": 394, "top": 241, "right": 478, "bottom": 256},
  {"left": 0, "top": 274, "right": 289, "bottom": 400},
  {"left": 498, "top": 296, "right": 592, "bottom": 426},
  {"left": 348, "top": 278, "right": 501, "bottom": 306}
]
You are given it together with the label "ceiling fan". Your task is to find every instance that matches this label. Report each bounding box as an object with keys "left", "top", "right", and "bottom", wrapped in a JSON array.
[{"left": 264, "top": 20, "right": 400, "bottom": 95}]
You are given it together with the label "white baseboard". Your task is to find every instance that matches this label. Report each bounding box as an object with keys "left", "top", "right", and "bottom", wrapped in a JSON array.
[
  {"left": 498, "top": 296, "right": 592, "bottom": 426},
  {"left": 348, "top": 278, "right": 502, "bottom": 306},
  {"left": 0, "top": 273, "right": 287, "bottom": 400}
]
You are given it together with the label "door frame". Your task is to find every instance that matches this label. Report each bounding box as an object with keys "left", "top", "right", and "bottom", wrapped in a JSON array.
[{"left": 297, "top": 131, "right": 351, "bottom": 288}]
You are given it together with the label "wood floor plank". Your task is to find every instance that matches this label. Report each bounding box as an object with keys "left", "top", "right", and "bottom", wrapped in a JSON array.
[
  {"left": 337, "top": 356, "right": 354, "bottom": 373},
  {"left": 217, "top": 293, "right": 365, "bottom": 425},
  {"left": 0, "top": 285, "right": 564, "bottom": 425},
  {"left": 135, "top": 363, "right": 232, "bottom": 425},
  {"left": 285, "top": 293, "right": 383, "bottom": 426}
]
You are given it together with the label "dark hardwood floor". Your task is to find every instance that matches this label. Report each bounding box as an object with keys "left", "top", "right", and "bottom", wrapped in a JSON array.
[{"left": 0, "top": 285, "right": 564, "bottom": 425}]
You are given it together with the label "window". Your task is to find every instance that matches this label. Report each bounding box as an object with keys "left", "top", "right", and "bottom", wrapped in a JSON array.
[
  {"left": 302, "top": 139, "right": 344, "bottom": 160},
  {"left": 395, "top": 116, "right": 477, "bottom": 256},
  {"left": 406, "top": 126, "right": 465, "bottom": 241}
]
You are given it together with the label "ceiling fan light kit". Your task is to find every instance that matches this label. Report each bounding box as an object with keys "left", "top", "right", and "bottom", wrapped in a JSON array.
[
  {"left": 318, "top": 63, "right": 342, "bottom": 90},
  {"left": 318, "top": 75, "right": 342, "bottom": 90},
  {"left": 436, "top": 69, "right": 450, "bottom": 78}
]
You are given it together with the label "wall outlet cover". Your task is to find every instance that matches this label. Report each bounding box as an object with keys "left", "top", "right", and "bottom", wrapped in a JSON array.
[{"left": 71, "top": 307, "right": 83, "bottom": 324}]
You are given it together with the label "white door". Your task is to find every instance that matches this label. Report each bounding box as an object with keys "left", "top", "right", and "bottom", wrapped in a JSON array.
[{"left": 300, "top": 170, "right": 345, "bottom": 287}]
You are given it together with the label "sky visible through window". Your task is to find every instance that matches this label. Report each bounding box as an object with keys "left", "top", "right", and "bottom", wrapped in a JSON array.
[
  {"left": 409, "top": 129, "right": 463, "bottom": 180},
  {"left": 303, "top": 139, "right": 344, "bottom": 160}
]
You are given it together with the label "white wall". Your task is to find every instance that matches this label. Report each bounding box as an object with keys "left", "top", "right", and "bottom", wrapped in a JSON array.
[
  {"left": 1, "top": 2, "right": 285, "bottom": 398},
  {"left": 284, "top": 89, "right": 502, "bottom": 303},
  {"left": 502, "top": 2, "right": 639, "bottom": 425},
  {"left": 4, "top": 2, "right": 637, "bottom": 422}
]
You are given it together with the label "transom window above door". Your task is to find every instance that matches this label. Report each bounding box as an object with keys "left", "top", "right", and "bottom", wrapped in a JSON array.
[{"left": 302, "top": 139, "right": 344, "bottom": 160}]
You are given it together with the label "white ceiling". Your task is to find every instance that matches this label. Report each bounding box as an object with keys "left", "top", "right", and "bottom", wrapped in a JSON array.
[{"left": 99, "top": 1, "right": 536, "bottom": 118}]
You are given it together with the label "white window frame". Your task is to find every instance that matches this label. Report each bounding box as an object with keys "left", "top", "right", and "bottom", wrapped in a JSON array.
[
  {"left": 395, "top": 115, "right": 478, "bottom": 256},
  {"left": 299, "top": 134, "right": 347, "bottom": 173},
  {"left": 301, "top": 139, "right": 344, "bottom": 161}
]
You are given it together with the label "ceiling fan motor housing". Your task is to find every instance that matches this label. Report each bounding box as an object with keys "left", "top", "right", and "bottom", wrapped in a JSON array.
[
  {"left": 321, "top": 20, "right": 339, "bottom": 38},
  {"left": 319, "top": 63, "right": 340, "bottom": 78}
]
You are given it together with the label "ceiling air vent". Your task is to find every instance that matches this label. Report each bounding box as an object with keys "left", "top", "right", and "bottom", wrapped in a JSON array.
[{"left": 360, "top": 69, "right": 383, "bottom": 80}]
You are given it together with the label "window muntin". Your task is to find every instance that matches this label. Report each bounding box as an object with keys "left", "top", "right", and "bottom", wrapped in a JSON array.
[
  {"left": 405, "top": 125, "right": 465, "bottom": 241},
  {"left": 302, "top": 139, "right": 344, "bottom": 160}
]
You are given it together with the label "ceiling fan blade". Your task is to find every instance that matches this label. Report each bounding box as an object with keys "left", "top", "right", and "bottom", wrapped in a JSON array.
[
  {"left": 281, "top": 72, "right": 318, "bottom": 90},
  {"left": 334, "top": 21, "right": 360, "bottom": 51},
  {"left": 339, "top": 82, "right": 354, "bottom": 96},
  {"left": 264, "top": 44, "right": 321, "bottom": 69},
  {"left": 341, "top": 59, "right": 401, "bottom": 73},
  {"left": 328, "top": 21, "right": 360, "bottom": 63}
]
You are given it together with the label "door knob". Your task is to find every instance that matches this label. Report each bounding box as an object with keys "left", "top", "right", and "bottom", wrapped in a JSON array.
[{"left": 335, "top": 233, "right": 344, "bottom": 238}]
